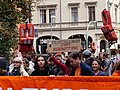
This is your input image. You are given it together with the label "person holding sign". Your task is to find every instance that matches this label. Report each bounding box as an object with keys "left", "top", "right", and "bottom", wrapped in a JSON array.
[
  {"left": 50, "top": 52, "right": 94, "bottom": 76},
  {"left": 49, "top": 55, "right": 75, "bottom": 76}
]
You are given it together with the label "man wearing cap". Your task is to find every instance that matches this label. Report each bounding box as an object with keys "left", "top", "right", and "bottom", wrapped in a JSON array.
[
  {"left": 0, "top": 57, "right": 13, "bottom": 76},
  {"left": 82, "top": 49, "right": 94, "bottom": 67}
]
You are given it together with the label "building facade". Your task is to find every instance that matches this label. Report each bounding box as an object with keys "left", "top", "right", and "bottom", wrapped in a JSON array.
[{"left": 31, "top": 0, "right": 120, "bottom": 56}]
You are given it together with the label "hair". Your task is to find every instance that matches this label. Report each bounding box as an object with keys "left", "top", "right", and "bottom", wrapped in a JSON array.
[
  {"left": 34, "top": 54, "right": 48, "bottom": 70},
  {"left": 0, "top": 57, "right": 7, "bottom": 69},
  {"left": 68, "top": 52, "right": 81, "bottom": 60},
  {"left": 92, "top": 59, "right": 101, "bottom": 70},
  {"left": 13, "top": 57, "right": 22, "bottom": 63},
  {"left": 23, "top": 58, "right": 29, "bottom": 64},
  {"left": 65, "top": 58, "right": 70, "bottom": 66},
  {"left": 93, "top": 60, "right": 101, "bottom": 66}
]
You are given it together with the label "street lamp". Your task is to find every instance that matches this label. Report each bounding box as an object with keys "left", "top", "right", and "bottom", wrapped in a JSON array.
[
  {"left": 60, "top": 0, "right": 62, "bottom": 40},
  {"left": 107, "top": 0, "right": 110, "bottom": 10},
  {"left": 86, "top": 21, "right": 97, "bottom": 49},
  {"left": 50, "top": 16, "right": 55, "bottom": 40}
]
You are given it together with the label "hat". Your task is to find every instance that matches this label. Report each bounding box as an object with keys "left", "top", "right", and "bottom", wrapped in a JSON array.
[
  {"left": 0, "top": 57, "right": 7, "bottom": 69},
  {"left": 82, "top": 50, "right": 91, "bottom": 57},
  {"left": 13, "top": 57, "right": 22, "bottom": 62}
]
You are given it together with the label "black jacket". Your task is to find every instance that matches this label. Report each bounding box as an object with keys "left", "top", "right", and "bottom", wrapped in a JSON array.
[{"left": 31, "top": 67, "right": 49, "bottom": 76}]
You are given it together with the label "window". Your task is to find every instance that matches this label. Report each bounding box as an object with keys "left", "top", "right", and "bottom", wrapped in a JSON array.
[
  {"left": 40, "top": 9, "right": 46, "bottom": 23},
  {"left": 21, "top": 28, "right": 25, "bottom": 37},
  {"left": 49, "top": 9, "right": 55, "bottom": 23},
  {"left": 100, "top": 40, "right": 106, "bottom": 52},
  {"left": 71, "top": 7, "right": 78, "bottom": 22},
  {"left": 88, "top": 6, "right": 95, "bottom": 21}
]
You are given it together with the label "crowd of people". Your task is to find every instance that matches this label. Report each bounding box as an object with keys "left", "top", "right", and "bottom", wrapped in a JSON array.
[{"left": 0, "top": 49, "right": 120, "bottom": 76}]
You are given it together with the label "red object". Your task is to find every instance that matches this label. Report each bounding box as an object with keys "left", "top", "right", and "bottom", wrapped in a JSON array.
[
  {"left": 101, "top": 25, "right": 118, "bottom": 41},
  {"left": 90, "top": 42, "right": 96, "bottom": 53},
  {"left": 19, "top": 45, "right": 34, "bottom": 52},
  {"left": 101, "top": 9, "right": 118, "bottom": 41},
  {"left": 19, "top": 23, "right": 34, "bottom": 44},
  {"left": 101, "top": 9, "right": 112, "bottom": 26}
]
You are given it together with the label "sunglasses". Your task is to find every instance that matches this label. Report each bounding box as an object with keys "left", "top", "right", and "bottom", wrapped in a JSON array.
[{"left": 13, "top": 61, "right": 21, "bottom": 63}]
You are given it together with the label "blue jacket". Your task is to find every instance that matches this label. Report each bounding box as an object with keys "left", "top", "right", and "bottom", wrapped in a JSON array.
[
  {"left": 80, "top": 61, "right": 95, "bottom": 76},
  {"left": 70, "top": 61, "right": 95, "bottom": 76}
]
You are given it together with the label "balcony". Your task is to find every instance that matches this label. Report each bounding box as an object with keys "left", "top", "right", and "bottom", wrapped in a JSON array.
[{"left": 34, "top": 21, "right": 120, "bottom": 31}]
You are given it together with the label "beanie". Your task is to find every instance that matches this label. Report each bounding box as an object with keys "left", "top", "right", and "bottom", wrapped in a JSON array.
[
  {"left": 13, "top": 57, "right": 22, "bottom": 63},
  {"left": 0, "top": 57, "right": 7, "bottom": 69},
  {"left": 82, "top": 49, "right": 91, "bottom": 58}
]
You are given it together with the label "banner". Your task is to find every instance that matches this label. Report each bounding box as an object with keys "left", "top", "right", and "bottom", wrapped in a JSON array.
[
  {"left": 0, "top": 76, "right": 120, "bottom": 90},
  {"left": 47, "top": 39, "right": 81, "bottom": 52}
]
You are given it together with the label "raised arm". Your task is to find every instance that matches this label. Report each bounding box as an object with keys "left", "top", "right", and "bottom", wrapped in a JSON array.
[{"left": 50, "top": 56, "right": 66, "bottom": 74}]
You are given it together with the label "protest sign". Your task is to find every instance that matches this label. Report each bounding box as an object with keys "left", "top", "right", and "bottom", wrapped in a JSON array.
[{"left": 47, "top": 39, "right": 81, "bottom": 52}]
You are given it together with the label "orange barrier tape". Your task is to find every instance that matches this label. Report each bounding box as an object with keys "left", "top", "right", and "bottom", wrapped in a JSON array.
[{"left": 0, "top": 76, "right": 119, "bottom": 90}]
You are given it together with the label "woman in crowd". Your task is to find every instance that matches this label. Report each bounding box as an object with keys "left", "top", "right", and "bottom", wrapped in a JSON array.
[
  {"left": 31, "top": 54, "right": 49, "bottom": 76},
  {"left": 22, "top": 58, "right": 34, "bottom": 75},
  {"left": 92, "top": 60, "right": 106, "bottom": 76},
  {"left": 9, "top": 57, "right": 29, "bottom": 76}
]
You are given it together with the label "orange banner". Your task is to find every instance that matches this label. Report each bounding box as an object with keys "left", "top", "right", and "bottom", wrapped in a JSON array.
[{"left": 0, "top": 76, "right": 120, "bottom": 90}]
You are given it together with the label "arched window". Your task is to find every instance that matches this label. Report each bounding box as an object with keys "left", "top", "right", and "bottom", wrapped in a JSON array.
[
  {"left": 100, "top": 40, "right": 106, "bottom": 52},
  {"left": 36, "top": 36, "right": 59, "bottom": 54}
]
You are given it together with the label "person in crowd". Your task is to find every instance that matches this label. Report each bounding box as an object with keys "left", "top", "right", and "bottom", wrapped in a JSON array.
[
  {"left": 29, "top": 54, "right": 36, "bottom": 69},
  {"left": 49, "top": 55, "right": 75, "bottom": 76},
  {"left": 48, "top": 58, "right": 63, "bottom": 76},
  {"left": 111, "top": 50, "right": 118, "bottom": 74},
  {"left": 97, "top": 52, "right": 106, "bottom": 71},
  {"left": 102, "top": 53, "right": 112, "bottom": 76},
  {"left": 22, "top": 58, "right": 34, "bottom": 75},
  {"left": 68, "top": 52, "right": 95, "bottom": 76},
  {"left": 82, "top": 49, "right": 94, "bottom": 67},
  {"left": 112, "top": 61, "right": 120, "bottom": 76},
  {"left": 92, "top": 60, "right": 106, "bottom": 76},
  {"left": 31, "top": 54, "right": 49, "bottom": 76},
  {"left": 116, "top": 49, "right": 120, "bottom": 61},
  {"left": 98, "top": 52, "right": 105, "bottom": 64},
  {"left": 9, "top": 57, "right": 29, "bottom": 76},
  {"left": 0, "top": 57, "right": 13, "bottom": 76}
]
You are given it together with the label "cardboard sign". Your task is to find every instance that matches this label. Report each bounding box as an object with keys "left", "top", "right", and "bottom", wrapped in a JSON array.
[{"left": 47, "top": 39, "right": 81, "bottom": 52}]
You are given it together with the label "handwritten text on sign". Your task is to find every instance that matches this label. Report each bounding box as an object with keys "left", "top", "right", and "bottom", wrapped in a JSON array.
[{"left": 47, "top": 39, "right": 81, "bottom": 52}]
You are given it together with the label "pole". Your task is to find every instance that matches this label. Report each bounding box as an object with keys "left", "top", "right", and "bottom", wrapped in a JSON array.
[
  {"left": 107, "top": 0, "right": 110, "bottom": 10},
  {"left": 86, "top": 21, "right": 97, "bottom": 49},
  {"left": 86, "top": 5, "right": 88, "bottom": 49},
  {"left": 86, "top": 25, "right": 89, "bottom": 49},
  {"left": 60, "top": 0, "right": 62, "bottom": 39},
  {"left": 50, "top": 16, "right": 53, "bottom": 40}
]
